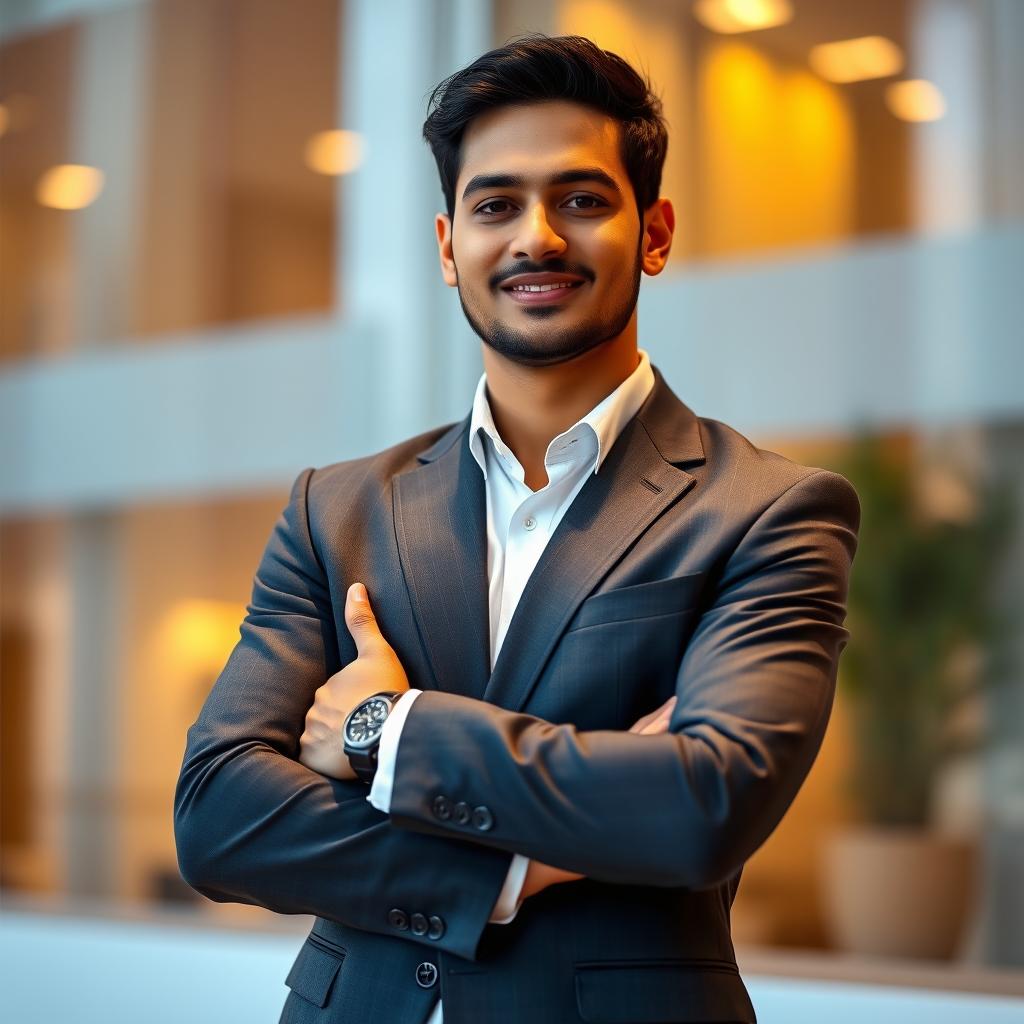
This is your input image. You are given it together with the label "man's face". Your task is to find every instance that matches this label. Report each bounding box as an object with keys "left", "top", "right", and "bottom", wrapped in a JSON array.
[{"left": 435, "top": 100, "right": 655, "bottom": 368}]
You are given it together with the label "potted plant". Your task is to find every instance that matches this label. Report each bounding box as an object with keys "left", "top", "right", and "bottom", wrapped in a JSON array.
[{"left": 819, "top": 428, "right": 1016, "bottom": 959}]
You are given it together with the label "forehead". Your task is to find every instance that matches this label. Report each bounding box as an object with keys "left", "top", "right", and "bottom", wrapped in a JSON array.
[{"left": 457, "top": 100, "right": 627, "bottom": 191}]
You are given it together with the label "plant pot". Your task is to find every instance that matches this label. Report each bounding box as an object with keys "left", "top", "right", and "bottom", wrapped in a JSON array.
[{"left": 821, "top": 826, "right": 977, "bottom": 959}]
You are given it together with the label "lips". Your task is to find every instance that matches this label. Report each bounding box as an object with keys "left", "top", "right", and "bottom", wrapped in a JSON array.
[
  {"left": 500, "top": 272, "right": 586, "bottom": 306},
  {"left": 500, "top": 272, "right": 585, "bottom": 290}
]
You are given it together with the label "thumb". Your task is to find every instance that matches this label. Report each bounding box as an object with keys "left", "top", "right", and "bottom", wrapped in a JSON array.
[{"left": 346, "top": 582, "right": 383, "bottom": 656}]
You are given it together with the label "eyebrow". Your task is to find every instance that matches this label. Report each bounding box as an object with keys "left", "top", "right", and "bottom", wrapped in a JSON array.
[{"left": 460, "top": 167, "right": 622, "bottom": 203}]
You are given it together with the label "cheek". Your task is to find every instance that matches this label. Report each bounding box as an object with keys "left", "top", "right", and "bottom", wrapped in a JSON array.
[
  {"left": 454, "top": 231, "right": 503, "bottom": 284},
  {"left": 591, "top": 220, "right": 635, "bottom": 262}
]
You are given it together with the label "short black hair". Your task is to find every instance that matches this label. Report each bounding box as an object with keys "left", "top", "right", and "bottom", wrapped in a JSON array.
[{"left": 422, "top": 34, "right": 668, "bottom": 220}]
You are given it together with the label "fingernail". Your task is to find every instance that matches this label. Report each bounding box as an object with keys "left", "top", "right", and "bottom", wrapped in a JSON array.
[{"left": 350, "top": 582, "right": 367, "bottom": 603}]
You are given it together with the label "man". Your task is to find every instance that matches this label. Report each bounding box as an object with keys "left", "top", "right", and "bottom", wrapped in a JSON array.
[{"left": 174, "top": 34, "right": 860, "bottom": 1024}]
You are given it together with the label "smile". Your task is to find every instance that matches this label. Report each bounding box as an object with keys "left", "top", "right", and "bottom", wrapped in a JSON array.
[
  {"left": 502, "top": 281, "right": 585, "bottom": 305},
  {"left": 511, "top": 282, "right": 576, "bottom": 292}
]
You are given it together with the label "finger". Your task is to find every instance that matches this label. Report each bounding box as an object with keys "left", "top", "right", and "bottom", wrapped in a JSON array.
[
  {"left": 638, "top": 718, "right": 663, "bottom": 735},
  {"left": 639, "top": 716, "right": 669, "bottom": 735},
  {"left": 628, "top": 708, "right": 658, "bottom": 733},
  {"left": 628, "top": 695, "right": 677, "bottom": 734},
  {"left": 637, "top": 697, "right": 677, "bottom": 735},
  {"left": 345, "top": 582, "right": 383, "bottom": 657}
]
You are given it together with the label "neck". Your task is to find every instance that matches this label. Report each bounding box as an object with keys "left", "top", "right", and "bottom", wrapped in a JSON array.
[{"left": 481, "top": 330, "right": 640, "bottom": 491}]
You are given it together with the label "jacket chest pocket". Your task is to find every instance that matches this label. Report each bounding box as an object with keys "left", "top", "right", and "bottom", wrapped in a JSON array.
[
  {"left": 545, "top": 573, "right": 706, "bottom": 730},
  {"left": 567, "top": 571, "right": 706, "bottom": 632}
]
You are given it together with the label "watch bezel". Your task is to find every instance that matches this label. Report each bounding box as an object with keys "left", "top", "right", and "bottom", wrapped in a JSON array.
[{"left": 343, "top": 692, "right": 401, "bottom": 750}]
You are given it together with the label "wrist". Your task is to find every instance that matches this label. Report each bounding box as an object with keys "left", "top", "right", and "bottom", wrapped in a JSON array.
[{"left": 342, "top": 690, "right": 404, "bottom": 785}]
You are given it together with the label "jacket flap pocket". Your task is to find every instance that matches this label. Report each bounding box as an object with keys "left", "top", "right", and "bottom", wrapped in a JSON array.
[
  {"left": 574, "top": 960, "right": 753, "bottom": 1023},
  {"left": 284, "top": 939, "right": 345, "bottom": 1008},
  {"left": 570, "top": 572, "right": 706, "bottom": 632}
]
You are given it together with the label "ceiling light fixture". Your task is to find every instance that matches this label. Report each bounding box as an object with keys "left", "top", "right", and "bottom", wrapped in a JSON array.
[{"left": 809, "top": 36, "right": 904, "bottom": 84}]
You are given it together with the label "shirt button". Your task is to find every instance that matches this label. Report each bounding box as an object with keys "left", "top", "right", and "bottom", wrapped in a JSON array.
[
  {"left": 410, "top": 912, "right": 429, "bottom": 936},
  {"left": 428, "top": 915, "right": 446, "bottom": 940},
  {"left": 388, "top": 908, "right": 409, "bottom": 930},
  {"left": 524, "top": 516, "right": 537, "bottom": 531}
]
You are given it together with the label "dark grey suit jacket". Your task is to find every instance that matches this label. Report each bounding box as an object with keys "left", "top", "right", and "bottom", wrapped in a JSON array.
[{"left": 174, "top": 366, "right": 860, "bottom": 1024}]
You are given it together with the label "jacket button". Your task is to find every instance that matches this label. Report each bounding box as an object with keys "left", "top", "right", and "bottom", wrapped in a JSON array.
[
  {"left": 410, "top": 912, "right": 428, "bottom": 936},
  {"left": 432, "top": 795, "right": 452, "bottom": 820},
  {"left": 428, "top": 915, "right": 446, "bottom": 940},
  {"left": 415, "top": 962, "right": 438, "bottom": 988},
  {"left": 472, "top": 805, "right": 494, "bottom": 831},
  {"left": 453, "top": 801, "right": 471, "bottom": 825},
  {"left": 387, "top": 908, "right": 409, "bottom": 930}
]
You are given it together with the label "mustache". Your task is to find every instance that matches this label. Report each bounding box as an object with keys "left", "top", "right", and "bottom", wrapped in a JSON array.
[{"left": 491, "top": 260, "right": 595, "bottom": 289}]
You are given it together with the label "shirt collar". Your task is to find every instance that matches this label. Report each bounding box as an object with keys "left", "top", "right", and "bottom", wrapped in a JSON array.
[{"left": 469, "top": 348, "right": 655, "bottom": 479}]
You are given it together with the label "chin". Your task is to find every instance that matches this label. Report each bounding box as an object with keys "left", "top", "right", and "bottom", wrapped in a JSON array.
[{"left": 484, "top": 331, "right": 612, "bottom": 369}]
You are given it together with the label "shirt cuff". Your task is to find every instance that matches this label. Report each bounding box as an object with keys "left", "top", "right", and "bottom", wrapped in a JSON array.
[
  {"left": 488, "top": 853, "right": 530, "bottom": 924},
  {"left": 366, "top": 689, "right": 422, "bottom": 813}
]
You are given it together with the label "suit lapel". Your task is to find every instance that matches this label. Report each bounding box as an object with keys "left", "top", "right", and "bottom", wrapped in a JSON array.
[
  {"left": 393, "top": 417, "right": 491, "bottom": 699},
  {"left": 394, "top": 367, "right": 706, "bottom": 711},
  {"left": 483, "top": 371, "right": 703, "bottom": 712}
]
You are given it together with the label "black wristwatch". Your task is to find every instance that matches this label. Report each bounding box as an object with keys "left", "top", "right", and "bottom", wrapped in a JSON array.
[{"left": 342, "top": 691, "right": 405, "bottom": 785}]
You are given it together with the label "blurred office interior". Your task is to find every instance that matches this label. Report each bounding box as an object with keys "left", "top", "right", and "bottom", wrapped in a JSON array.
[{"left": 1, "top": 0, "right": 1023, "bottom": 1020}]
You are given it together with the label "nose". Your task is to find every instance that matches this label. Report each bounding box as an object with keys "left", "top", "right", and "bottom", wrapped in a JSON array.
[{"left": 511, "top": 201, "right": 567, "bottom": 261}]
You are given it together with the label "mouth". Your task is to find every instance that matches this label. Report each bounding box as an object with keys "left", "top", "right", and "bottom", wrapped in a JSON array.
[{"left": 500, "top": 279, "right": 586, "bottom": 307}]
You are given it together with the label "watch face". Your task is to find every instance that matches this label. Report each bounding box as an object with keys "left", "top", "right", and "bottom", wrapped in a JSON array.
[{"left": 345, "top": 696, "right": 391, "bottom": 748}]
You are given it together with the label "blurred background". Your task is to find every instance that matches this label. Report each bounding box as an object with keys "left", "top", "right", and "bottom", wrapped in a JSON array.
[{"left": 1, "top": 0, "right": 1022, "bottom": 1020}]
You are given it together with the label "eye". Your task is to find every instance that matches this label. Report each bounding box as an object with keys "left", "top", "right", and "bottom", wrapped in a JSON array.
[
  {"left": 475, "top": 199, "right": 515, "bottom": 217},
  {"left": 564, "top": 194, "right": 606, "bottom": 211}
]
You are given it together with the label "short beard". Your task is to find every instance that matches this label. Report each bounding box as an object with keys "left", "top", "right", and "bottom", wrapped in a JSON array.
[{"left": 455, "top": 235, "right": 643, "bottom": 368}]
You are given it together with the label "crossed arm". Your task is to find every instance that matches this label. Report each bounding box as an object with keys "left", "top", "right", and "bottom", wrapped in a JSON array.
[
  {"left": 173, "top": 471, "right": 517, "bottom": 961},
  {"left": 172, "top": 469, "right": 671, "bottom": 962},
  {"left": 373, "top": 469, "right": 859, "bottom": 887},
  {"left": 296, "top": 581, "right": 679, "bottom": 907},
  {"left": 174, "top": 465, "right": 858, "bottom": 957}
]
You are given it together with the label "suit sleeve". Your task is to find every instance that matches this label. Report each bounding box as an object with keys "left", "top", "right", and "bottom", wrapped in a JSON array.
[
  {"left": 369, "top": 690, "right": 531, "bottom": 924},
  {"left": 384, "top": 469, "right": 860, "bottom": 889},
  {"left": 173, "top": 467, "right": 514, "bottom": 961}
]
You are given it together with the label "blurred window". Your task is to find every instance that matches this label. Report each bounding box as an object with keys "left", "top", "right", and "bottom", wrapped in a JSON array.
[
  {"left": 0, "top": 0, "right": 341, "bottom": 362},
  {"left": 0, "top": 492, "right": 289, "bottom": 925}
]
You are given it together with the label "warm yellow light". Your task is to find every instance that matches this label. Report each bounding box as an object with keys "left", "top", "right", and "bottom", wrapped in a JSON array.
[
  {"left": 0, "top": 104, "right": 9, "bottom": 138},
  {"left": 304, "top": 129, "right": 365, "bottom": 176},
  {"left": 161, "top": 600, "right": 247, "bottom": 677},
  {"left": 885, "top": 79, "right": 946, "bottom": 122},
  {"left": 698, "top": 41, "right": 854, "bottom": 256},
  {"left": 809, "top": 36, "right": 903, "bottom": 84},
  {"left": 693, "top": 0, "right": 793, "bottom": 34},
  {"left": 35, "top": 164, "right": 105, "bottom": 210}
]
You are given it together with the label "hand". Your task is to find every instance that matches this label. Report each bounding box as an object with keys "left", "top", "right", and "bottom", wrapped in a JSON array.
[
  {"left": 628, "top": 693, "right": 678, "bottom": 735},
  {"left": 519, "top": 693, "right": 679, "bottom": 901},
  {"left": 298, "top": 583, "right": 410, "bottom": 781},
  {"left": 520, "top": 858, "right": 585, "bottom": 901}
]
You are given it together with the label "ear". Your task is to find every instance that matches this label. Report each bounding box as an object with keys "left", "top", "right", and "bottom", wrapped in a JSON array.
[
  {"left": 640, "top": 198, "right": 675, "bottom": 277},
  {"left": 435, "top": 212, "right": 458, "bottom": 287}
]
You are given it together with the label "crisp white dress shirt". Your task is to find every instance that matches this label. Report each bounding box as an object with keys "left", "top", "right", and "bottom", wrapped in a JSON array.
[{"left": 366, "top": 348, "right": 656, "bottom": 1023}]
